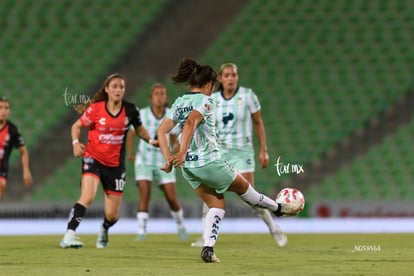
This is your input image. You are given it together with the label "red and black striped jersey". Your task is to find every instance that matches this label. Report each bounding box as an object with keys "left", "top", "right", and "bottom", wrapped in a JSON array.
[
  {"left": 80, "top": 101, "right": 142, "bottom": 167},
  {"left": 0, "top": 120, "right": 25, "bottom": 173}
]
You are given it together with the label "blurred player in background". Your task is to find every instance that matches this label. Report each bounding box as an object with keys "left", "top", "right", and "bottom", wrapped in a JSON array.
[
  {"left": 158, "top": 58, "right": 300, "bottom": 262},
  {"left": 0, "top": 96, "right": 32, "bottom": 198},
  {"left": 126, "top": 83, "right": 188, "bottom": 241},
  {"left": 60, "top": 74, "right": 157, "bottom": 249},
  {"left": 191, "top": 62, "right": 287, "bottom": 248}
]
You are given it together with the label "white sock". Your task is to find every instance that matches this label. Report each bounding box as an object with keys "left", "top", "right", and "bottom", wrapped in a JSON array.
[
  {"left": 240, "top": 185, "right": 279, "bottom": 212},
  {"left": 204, "top": 208, "right": 225, "bottom": 247},
  {"left": 137, "top": 211, "right": 148, "bottom": 234},
  {"left": 254, "top": 207, "right": 277, "bottom": 233},
  {"left": 201, "top": 203, "right": 209, "bottom": 240},
  {"left": 170, "top": 209, "right": 184, "bottom": 228}
]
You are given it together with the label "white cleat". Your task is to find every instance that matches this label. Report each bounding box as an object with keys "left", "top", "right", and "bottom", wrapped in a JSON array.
[
  {"left": 191, "top": 237, "right": 204, "bottom": 247},
  {"left": 178, "top": 226, "right": 189, "bottom": 241},
  {"left": 60, "top": 231, "right": 83, "bottom": 249},
  {"left": 96, "top": 226, "right": 108, "bottom": 248},
  {"left": 272, "top": 231, "right": 288, "bottom": 247}
]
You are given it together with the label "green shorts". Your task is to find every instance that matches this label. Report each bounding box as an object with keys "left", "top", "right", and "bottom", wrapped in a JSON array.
[
  {"left": 221, "top": 147, "right": 255, "bottom": 173},
  {"left": 181, "top": 158, "right": 237, "bottom": 194},
  {"left": 135, "top": 163, "right": 176, "bottom": 185}
]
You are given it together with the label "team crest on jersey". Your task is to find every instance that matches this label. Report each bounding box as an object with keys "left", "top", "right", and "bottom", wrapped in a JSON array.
[{"left": 237, "top": 97, "right": 243, "bottom": 104}]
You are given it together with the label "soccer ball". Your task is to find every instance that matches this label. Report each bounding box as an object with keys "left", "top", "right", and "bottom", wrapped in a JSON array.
[{"left": 275, "top": 188, "right": 305, "bottom": 215}]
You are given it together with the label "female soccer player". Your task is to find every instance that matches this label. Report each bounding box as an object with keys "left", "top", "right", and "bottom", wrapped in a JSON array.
[
  {"left": 126, "top": 83, "right": 188, "bottom": 241},
  {"left": 157, "top": 58, "right": 301, "bottom": 262},
  {"left": 191, "top": 63, "right": 288, "bottom": 248},
  {"left": 60, "top": 74, "right": 157, "bottom": 249},
  {"left": 0, "top": 97, "right": 32, "bottom": 198}
]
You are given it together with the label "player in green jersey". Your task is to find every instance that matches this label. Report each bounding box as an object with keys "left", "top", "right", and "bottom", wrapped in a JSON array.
[
  {"left": 126, "top": 83, "right": 188, "bottom": 241},
  {"left": 192, "top": 63, "right": 287, "bottom": 248},
  {"left": 157, "top": 58, "right": 301, "bottom": 263}
]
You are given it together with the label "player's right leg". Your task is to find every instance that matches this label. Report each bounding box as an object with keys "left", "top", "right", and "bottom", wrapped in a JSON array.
[
  {"left": 227, "top": 174, "right": 302, "bottom": 216},
  {"left": 136, "top": 180, "right": 151, "bottom": 240},
  {"left": 60, "top": 174, "right": 100, "bottom": 248}
]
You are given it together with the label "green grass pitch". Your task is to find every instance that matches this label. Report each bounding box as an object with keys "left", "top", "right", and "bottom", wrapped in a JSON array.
[{"left": 0, "top": 234, "right": 413, "bottom": 275}]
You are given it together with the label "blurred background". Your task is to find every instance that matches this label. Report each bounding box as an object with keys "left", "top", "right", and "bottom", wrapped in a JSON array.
[{"left": 1, "top": 0, "right": 413, "bottom": 220}]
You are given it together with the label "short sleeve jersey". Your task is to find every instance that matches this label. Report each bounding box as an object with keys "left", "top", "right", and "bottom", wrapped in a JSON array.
[
  {"left": 167, "top": 92, "right": 220, "bottom": 168},
  {"left": 0, "top": 121, "right": 25, "bottom": 174},
  {"left": 211, "top": 86, "right": 261, "bottom": 150},
  {"left": 135, "top": 106, "right": 175, "bottom": 167},
  {"left": 80, "top": 101, "right": 142, "bottom": 167}
]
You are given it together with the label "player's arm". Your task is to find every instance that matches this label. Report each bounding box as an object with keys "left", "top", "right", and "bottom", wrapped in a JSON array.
[
  {"left": 157, "top": 118, "right": 176, "bottom": 172},
  {"left": 126, "top": 128, "right": 136, "bottom": 162},
  {"left": 71, "top": 119, "right": 86, "bottom": 158},
  {"left": 170, "top": 133, "right": 180, "bottom": 154},
  {"left": 18, "top": 145, "right": 32, "bottom": 186},
  {"left": 135, "top": 125, "right": 158, "bottom": 146},
  {"left": 170, "top": 110, "right": 203, "bottom": 167},
  {"left": 252, "top": 110, "right": 269, "bottom": 168}
]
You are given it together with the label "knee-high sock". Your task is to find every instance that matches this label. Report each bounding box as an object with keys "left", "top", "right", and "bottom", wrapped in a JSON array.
[
  {"left": 67, "top": 203, "right": 86, "bottom": 231},
  {"left": 204, "top": 208, "right": 225, "bottom": 247},
  {"left": 170, "top": 208, "right": 185, "bottom": 228},
  {"left": 239, "top": 185, "right": 279, "bottom": 212},
  {"left": 137, "top": 211, "right": 148, "bottom": 234}
]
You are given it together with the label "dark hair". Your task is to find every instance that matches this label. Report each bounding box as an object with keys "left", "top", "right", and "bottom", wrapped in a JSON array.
[
  {"left": 75, "top": 73, "right": 125, "bottom": 114},
  {"left": 0, "top": 96, "right": 10, "bottom": 106},
  {"left": 172, "top": 58, "right": 217, "bottom": 88}
]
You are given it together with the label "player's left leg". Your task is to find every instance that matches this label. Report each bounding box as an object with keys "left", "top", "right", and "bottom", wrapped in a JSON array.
[
  {"left": 195, "top": 184, "right": 225, "bottom": 263},
  {"left": 242, "top": 172, "right": 287, "bottom": 247},
  {"left": 160, "top": 181, "right": 188, "bottom": 240},
  {"left": 96, "top": 192, "right": 122, "bottom": 248},
  {"left": 0, "top": 178, "right": 7, "bottom": 198}
]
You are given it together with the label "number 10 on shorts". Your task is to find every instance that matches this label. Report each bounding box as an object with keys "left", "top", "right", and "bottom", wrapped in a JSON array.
[{"left": 115, "top": 179, "right": 126, "bottom": 191}]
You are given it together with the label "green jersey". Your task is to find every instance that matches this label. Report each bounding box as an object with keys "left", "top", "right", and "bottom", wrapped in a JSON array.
[
  {"left": 135, "top": 107, "right": 176, "bottom": 167},
  {"left": 212, "top": 86, "right": 261, "bottom": 150},
  {"left": 168, "top": 92, "right": 220, "bottom": 168}
]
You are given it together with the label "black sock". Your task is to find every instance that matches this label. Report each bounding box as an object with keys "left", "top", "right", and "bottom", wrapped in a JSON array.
[
  {"left": 102, "top": 217, "right": 118, "bottom": 230},
  {"left": 67, "top": 203, "right": 86, "bottom": 231}
]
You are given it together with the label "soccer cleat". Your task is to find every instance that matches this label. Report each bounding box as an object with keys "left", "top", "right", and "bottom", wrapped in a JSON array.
[
  {"left": 272, "top": 230, "right": 288, "bottom": 247},
  {"left": 136, "top": 233, "right": 146, "bottom": 241},
  {"left": 178, "top": 226, "right": 189, "bottom": 241},
  {"left": 201, "top": 246, "right": 220, "bottom": 263},
  {"left": 274, "top": 201, "right": 303, "bottom": 217},
  {"left": 96, "top": 226, "right": 108, "bottom": 248},
  {"left": 191, "top": 237, "right": 204, "bottom": 247},
  {"left": 60, "top": 231, "right": 83, "bottom": 249}
]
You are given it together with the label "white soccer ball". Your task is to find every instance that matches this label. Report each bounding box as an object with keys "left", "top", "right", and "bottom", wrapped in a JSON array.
[{"left": 275, "top": 187, "right": 305, "bottom": 215}]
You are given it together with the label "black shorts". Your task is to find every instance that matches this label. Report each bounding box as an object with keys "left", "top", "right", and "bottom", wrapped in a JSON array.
[
  {"left": 0, "top": 171, "right": 7, "bottom": 182},
  {"left": 81, "top": 157, "right": 126, "bottom": 196}
]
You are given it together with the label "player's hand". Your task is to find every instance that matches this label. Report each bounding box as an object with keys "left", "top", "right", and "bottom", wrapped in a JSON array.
[
  {"left": 127, "top": 153, "right": 135, "bottom": 162},
  {"left": 160, "top": 160, "right": 173, "bottom": 173},
  {"left": 169, "top": 152, "right": 186, "bottom": 167},
  {"left": 259, "top": 150, "right": 269, "bottom": 168},
  {"left": 149, "top": 139, "right": 159, "bottom": 147},
  {"left": 23, "top": 169, "right": 33, "bottom": 187},
  {"left": 73, "top": 142, "right": 85, "bottom": 157}
]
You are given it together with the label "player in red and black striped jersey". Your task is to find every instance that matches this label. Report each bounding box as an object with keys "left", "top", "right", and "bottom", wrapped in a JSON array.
[
  {"left": 60, "top": 74, "right": 158, "bottom": 249},
  {"left": 0, "top": 97, "right": 32, "bottom": 198}
]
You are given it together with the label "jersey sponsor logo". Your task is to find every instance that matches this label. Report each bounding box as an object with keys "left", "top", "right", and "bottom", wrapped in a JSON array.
[
  {"left": 98, "top": 134, "right": 124, "bottom": 144},
  {"left": 185, "top": 153, "right": 199, "bottom": 161},
  {"left": 222, "top": 112, "right": 234, "bottom": 125},
  {"left": 175, "top": 105, "right": 193, "bottom": 120},
  {"left": 99, "top": 118, "right": 106, "bottom": 125}
]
